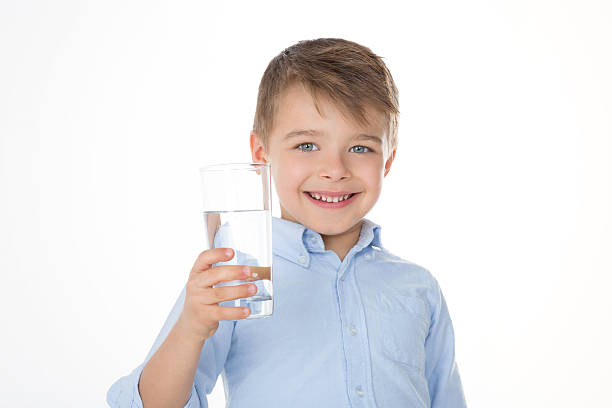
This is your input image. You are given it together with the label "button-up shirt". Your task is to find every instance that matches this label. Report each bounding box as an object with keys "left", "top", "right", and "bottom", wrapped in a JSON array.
[{"left": 107, "top": 216, "right": 467, "bottom": 407}]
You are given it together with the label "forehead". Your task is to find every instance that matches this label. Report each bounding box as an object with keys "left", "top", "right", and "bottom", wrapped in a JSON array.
[{"left": 272, "top": 82, "right": 387, "bottom": 137}]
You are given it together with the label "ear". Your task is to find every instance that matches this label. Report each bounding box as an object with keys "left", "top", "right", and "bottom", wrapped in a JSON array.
[
  {"left": 250, "top": 131, "right": 268, "bottom": 163},
  {"left": 383, "top": 148, "right": 396, "bottom": 177}
]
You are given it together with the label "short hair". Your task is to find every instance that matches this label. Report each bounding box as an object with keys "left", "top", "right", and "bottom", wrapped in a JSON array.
[{"left": 252, "top": 38, "right": 399, "bottom": 158}]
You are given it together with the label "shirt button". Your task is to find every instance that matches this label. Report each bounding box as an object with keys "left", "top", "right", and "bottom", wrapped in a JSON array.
[
  {"left": 355, "top": 385, "right": 364, "bottom": 397},
  {"left": 364, "top": 253, "right": 371, "bottom": 260},
  {"left": 349, "top": 325, "right": 358, "bottom": 336},
  {"left": 298, "top": 255, "right": 307, "bottom": 264}
]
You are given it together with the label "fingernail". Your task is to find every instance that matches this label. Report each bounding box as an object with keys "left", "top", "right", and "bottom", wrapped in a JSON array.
[
  {"left": 248, "top": 284, "right": 257, "bottom": 294},
  {"left": 226, "top": 249, "right": 233, "bottom": 256},
  {"left": 243, "top": 266, "right": 250, "bottom": 276}
]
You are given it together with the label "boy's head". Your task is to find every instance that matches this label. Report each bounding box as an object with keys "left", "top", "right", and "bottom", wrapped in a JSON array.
[{"left": 250, "top": 38, "right": 399, "bottom": 238}]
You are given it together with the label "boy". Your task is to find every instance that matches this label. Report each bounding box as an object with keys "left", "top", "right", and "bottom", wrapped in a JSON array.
[{"left": 107, "top": 38, "right": 467, "bottom": 407}]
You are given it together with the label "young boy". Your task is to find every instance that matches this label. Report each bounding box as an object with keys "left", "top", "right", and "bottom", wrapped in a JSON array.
[{"left": 107, "top": 38, "right": 467, "bottom": 408}]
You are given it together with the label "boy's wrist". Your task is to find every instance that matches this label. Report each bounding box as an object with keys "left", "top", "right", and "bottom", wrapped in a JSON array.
[{"left": 173, "top": 316, "right": 209, "bottom": 346}]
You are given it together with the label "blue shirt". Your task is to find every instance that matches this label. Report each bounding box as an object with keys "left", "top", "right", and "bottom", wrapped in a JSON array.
[{"left": 107, "top": 216, "right": 467, "bottom": 407}]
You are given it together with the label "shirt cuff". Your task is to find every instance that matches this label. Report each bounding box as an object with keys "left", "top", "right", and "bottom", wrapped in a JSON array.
[{"left": 132, "top": 367, "right": 200, "bottom": 408}]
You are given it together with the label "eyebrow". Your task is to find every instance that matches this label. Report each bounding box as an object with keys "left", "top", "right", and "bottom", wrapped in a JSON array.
[{"left": 284, "top": 129, "right": 382, "bottom": 144}]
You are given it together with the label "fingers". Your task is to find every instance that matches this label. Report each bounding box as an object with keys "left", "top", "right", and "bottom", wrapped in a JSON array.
[
  {"left": 204, "top": 283, "right": 257, "bottom": 304},
  {"left": 187, "top": 248, "right": 258, "bottom": 311},
  {"left": 190, "top": 248, "right": 234, "bottom": 277},
  {"left": 207, "top": 304, "right": 251, "bottom": 321},
  {"left": 187, "top": 266, "right": 256, "bottom": 304},
  {"left": 192, "top": 264, "right": 252, "bottom": 288}
]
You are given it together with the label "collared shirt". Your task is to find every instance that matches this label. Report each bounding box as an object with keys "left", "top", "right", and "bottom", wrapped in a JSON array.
[{"left": 107, "top": 216, "right": 467, "bottom": 407}]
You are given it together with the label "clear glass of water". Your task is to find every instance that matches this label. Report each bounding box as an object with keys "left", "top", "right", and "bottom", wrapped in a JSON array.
[{"left": 199, "top": 162, "right": 273, "bottom": 319}]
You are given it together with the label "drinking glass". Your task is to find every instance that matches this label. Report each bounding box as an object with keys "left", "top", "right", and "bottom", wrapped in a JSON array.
[{"left": 199, "top": 162, "right": 273, "bottom": 319}]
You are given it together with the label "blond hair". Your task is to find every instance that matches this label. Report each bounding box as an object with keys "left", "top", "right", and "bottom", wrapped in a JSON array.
[{"left": 252, "top": 38, "right": 399, "bottom": 157}]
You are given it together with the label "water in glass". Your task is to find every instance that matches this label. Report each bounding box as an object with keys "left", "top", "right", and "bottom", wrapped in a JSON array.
[{"left": 203, "top": 209, "right": 273, "bottom": 319}]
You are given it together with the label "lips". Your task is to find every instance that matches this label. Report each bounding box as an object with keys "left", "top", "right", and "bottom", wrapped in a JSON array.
[
  {"left": 303, "top": 191, "right": 360, "bottom": 208},
  {"left": 306, "top": 191, "right": 355, "bottom": 203}
]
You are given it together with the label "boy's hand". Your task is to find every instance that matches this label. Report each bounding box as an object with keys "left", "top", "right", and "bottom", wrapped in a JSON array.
[{"left": 177, "top": 248, "right": 256, "bottom": 342}]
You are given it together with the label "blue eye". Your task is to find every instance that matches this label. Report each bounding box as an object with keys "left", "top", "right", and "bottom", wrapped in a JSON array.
[
  {"left": 296, "top": 143, "right": 318, "bottom": 152},
  {"left": 350, "top": 145, "right": 372, "bottom": 153},
  {"left": 295, "top": 143, "right": 373, "bottom": 153}
]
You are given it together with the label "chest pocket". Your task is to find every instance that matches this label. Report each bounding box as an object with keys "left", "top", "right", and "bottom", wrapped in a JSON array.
[{"left": 373, "top": 292, "right": 430, "bottom": 372}]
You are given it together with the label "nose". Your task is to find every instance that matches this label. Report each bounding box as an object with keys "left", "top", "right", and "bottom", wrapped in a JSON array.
[{"left": 318, "top": 152, "right": 351, "bottom": 181}]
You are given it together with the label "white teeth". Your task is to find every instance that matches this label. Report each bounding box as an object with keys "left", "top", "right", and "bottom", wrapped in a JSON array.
[{"left": 308, "top": 192, "right": 353, "bottom": 202}]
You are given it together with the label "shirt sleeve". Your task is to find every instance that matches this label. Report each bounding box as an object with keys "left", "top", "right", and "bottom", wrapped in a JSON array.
[
  {"left": 424, "top": 278, "right": 467, "bottom": 408},
  {"left": 106, "top": 284, "right": 235, "bottom": 408}
]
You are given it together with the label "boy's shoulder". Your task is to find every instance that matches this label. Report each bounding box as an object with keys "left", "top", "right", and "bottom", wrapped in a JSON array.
[
  {"left": 367, "top": 245, "right": 445, "bottom": 320},
  {"left": 361, "top": 217, "right": 438, "bottom": 286},
  {"left": 371, "top": 244, "right": 439, "bottom": 287}
]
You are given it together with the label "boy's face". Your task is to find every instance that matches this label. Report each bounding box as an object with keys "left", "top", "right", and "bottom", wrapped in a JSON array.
[{"left": 250, "top": 82, "right": 396, "bottom": 237}]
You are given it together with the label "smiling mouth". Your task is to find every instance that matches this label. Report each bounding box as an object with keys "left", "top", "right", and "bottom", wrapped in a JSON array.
[{"left": 304, "top": 191, "right": 357, "bottom": 203}]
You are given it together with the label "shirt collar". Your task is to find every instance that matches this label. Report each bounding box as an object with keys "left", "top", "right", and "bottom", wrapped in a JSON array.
[{"left": 272, "top": 216, "right": 382, "bottom": 267}]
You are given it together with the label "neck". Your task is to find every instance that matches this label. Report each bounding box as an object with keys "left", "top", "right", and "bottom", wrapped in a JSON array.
[{"left": 321, "top": 220, "right": 363, "bottom": 262}]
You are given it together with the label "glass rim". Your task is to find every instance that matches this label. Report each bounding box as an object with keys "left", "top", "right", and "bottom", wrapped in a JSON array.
[{"left": 198, "top": 162, "right": 270, "bottom": 172}]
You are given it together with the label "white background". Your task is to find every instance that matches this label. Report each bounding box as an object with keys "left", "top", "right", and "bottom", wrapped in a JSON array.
[{"left": 1, "top": 0, "right": 610, "bottom": 407}]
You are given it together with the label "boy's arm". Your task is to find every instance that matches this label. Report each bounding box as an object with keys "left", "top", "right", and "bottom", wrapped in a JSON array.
[
  {"left": 106, "top": 285, "right": 234, "bottom": 408},
  {"left": 425, "top": 279, "right": 467, "bottom": 408}
]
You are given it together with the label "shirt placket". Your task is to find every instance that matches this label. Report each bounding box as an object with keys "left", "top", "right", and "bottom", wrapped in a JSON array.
[{"left": 336, "top": 255, "right": 376, "bottom": 408}]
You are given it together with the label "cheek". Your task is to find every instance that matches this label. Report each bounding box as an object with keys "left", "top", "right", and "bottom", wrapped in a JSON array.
[
  {"left": 273, "top": 156, "right": 306, "bottom": 193},
  {"left": 354, "top": 160, "right": 384, "bottom": 192},
  {"left": 367, "top": 176, "right": 383, "bottom": 198}
]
